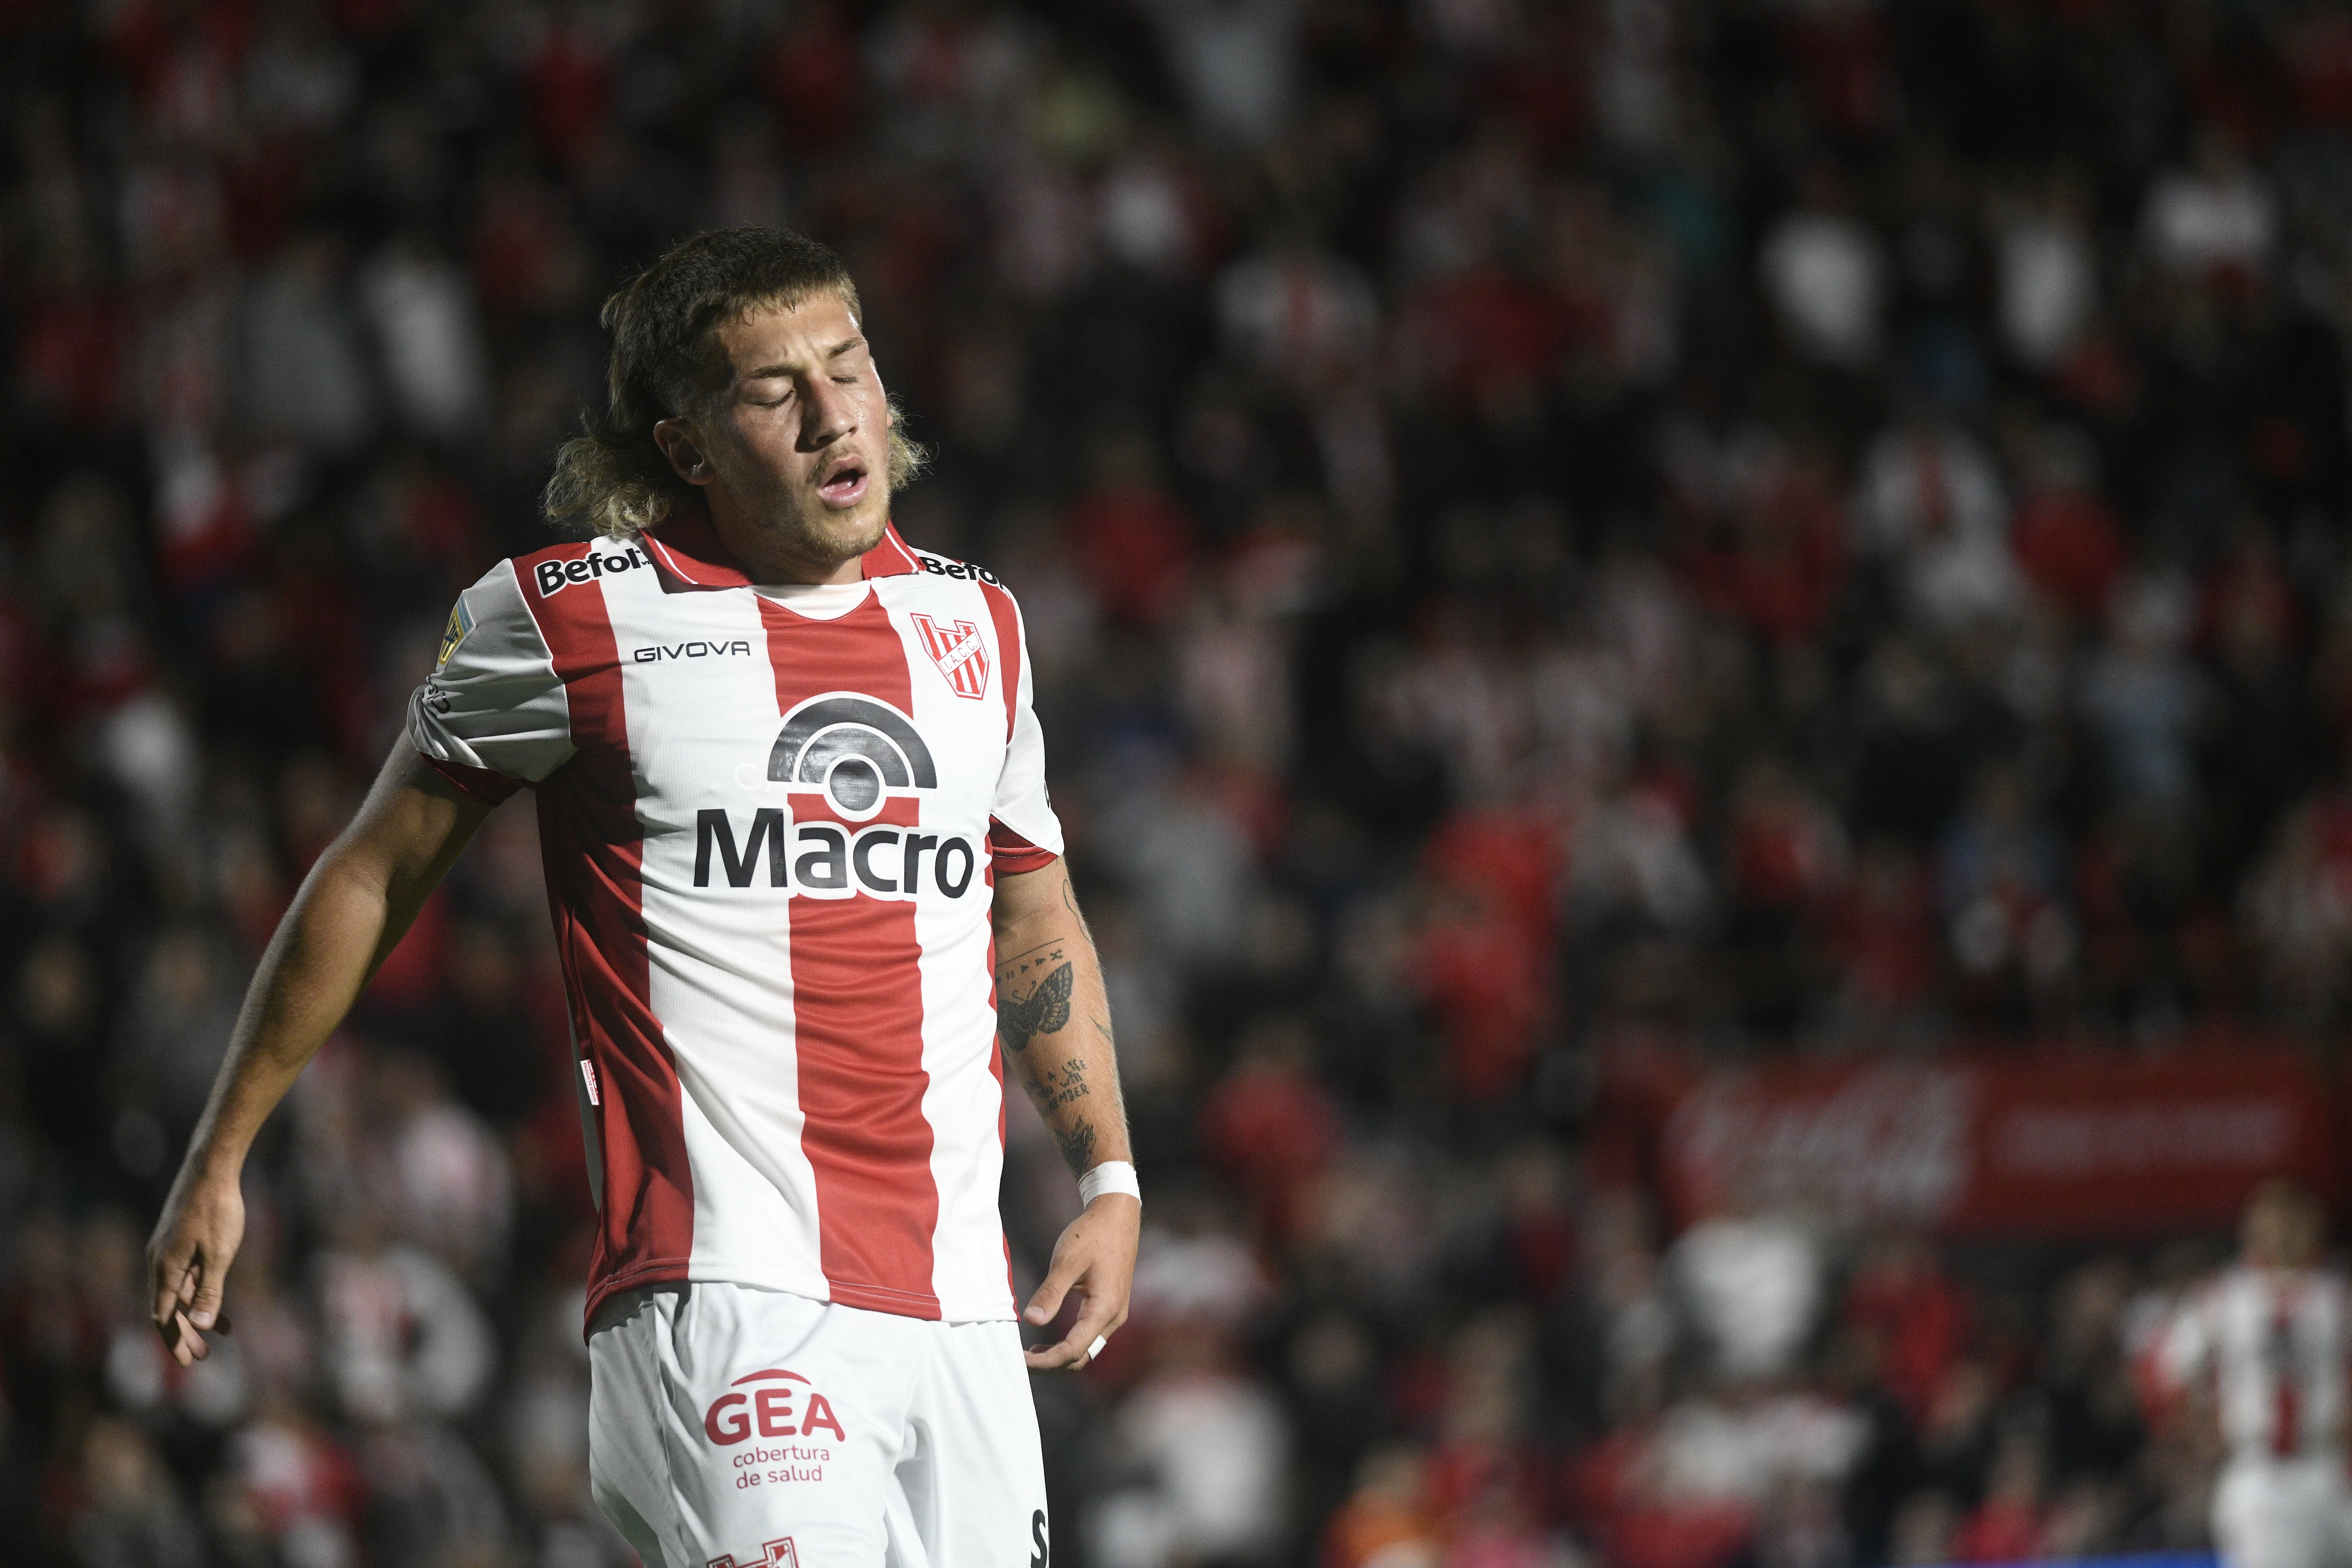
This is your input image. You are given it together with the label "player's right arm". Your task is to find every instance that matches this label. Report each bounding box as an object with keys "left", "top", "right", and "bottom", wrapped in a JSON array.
[
  {"left": 150, "top": 559, "right": 574, "bottom": 1365},
  {"left": 146, "top": 744, "right": 496, "bottom": 1366}
]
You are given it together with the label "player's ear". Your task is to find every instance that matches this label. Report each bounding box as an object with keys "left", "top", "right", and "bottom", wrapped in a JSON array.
[{"left": 653, "top": 419, "right": 713, "bottom": 486}]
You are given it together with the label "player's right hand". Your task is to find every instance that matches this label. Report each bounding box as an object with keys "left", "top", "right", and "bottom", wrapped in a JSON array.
[{"left": 147, "top": 1167, "right": 244, "bottom": 1367}]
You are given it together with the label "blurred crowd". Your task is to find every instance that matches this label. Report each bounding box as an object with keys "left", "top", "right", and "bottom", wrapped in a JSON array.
[{"left": 5, "top": 0, "right": 2352, "bottom": 1565}]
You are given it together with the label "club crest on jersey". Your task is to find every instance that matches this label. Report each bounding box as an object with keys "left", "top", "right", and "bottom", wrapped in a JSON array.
[{"left": 910, "top": 611, "right": 991, "bottom": 700}]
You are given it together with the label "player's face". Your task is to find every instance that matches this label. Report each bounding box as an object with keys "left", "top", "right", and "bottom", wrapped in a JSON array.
[{"left": 676, "top": 292, "right": 896, "bottom": 584}]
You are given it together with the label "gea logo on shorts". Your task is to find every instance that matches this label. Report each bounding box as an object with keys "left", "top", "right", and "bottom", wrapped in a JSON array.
[
  {"left": 705, "top": 1369, "right": 848, "bottom": 1444},
  {"left": 695, "top": 694, "right": 980, "bottom": 900}
]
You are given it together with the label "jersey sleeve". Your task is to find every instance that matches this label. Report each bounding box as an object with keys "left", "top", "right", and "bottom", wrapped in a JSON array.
[
  {"left": 405, "top": 559, "right": 575, "bottom": 802},
  {"left": 987, "top": 589, "right": 1063, "bottom": 874}
]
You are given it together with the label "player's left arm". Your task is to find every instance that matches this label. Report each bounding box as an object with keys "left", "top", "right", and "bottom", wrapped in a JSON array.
[{"left": 993, "top": 854, "right": 1138, "bottom": 1371}]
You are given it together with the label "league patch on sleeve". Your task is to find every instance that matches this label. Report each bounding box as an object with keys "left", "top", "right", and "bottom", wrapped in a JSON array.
[{"left": 435, "top": 597, "right": 476, "bottom": 671}]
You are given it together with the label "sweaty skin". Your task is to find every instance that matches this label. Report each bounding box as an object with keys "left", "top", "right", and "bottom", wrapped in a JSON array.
[{"left": 652, "top": 293, "right": 897, "bottom": 586}]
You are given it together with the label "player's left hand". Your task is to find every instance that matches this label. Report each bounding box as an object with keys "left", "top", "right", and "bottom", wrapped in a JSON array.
[{"left": 1023, "top": 1193, "right": 1139, "bottom": 1371}]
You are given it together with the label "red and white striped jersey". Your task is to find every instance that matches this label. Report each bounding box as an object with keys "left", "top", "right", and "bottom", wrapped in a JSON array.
[
  {"left": 2159, "top": 1266, "right": 2352, "bottom": 1457},
  {"left": 405, "top": 514, "right": 1062, "bottom": 1329}
]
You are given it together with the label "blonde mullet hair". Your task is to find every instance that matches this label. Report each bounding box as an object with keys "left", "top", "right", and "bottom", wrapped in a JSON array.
[{"left": 543, "top": 227, "right": 928, "bottom": 540}]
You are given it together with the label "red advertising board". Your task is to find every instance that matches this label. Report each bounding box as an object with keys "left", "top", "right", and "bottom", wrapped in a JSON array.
[{"left": 1659, "top": 1047, "right": 2336, "bottom": 1235}]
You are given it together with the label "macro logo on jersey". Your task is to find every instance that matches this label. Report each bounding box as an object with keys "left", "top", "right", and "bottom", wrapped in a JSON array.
[
  {"left": 766, "top": 694, "right": 938, "bottom": 820},
  {"left": 694, "top": 693, "right": 980, "bottom": 900},
  {"left": 909, "top": 611, "right": 991, "bottom": 700},
  {"left": 707, "top": 1540, "right": 797, "bottom": 1568}
]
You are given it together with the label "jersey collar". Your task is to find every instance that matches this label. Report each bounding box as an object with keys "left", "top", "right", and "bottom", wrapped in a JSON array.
[{"left": 640, "top": 508, "right": 921, "bottom": 590}]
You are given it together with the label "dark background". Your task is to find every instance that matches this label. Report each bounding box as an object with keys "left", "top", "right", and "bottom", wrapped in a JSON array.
[{"left": 2, "top": 0, "right": 2350, "bottom": 1565}]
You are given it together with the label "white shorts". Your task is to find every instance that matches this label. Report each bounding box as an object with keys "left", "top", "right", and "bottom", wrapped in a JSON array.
[
  {"left": 2213, "top": 1454, "right": 2352, "bottom": 1568},
  {"left": 587, "top": 1282, "right": 1050, "bottom": 1568}
]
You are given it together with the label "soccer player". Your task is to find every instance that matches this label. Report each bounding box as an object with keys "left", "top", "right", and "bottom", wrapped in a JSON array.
[
  {"left": 146, "top": 227, "right": 1140, "bottom": 1568},
  {"left": 2158, "top": 1180, "right": 2352, "bottom": 1568}
]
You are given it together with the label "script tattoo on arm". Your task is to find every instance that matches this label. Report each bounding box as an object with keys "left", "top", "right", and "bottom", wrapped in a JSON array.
[
  {"left": 996, "top": 942, "right": 1073, "bottom": 1055},
  {"left": 1041, "top": 1057, "right": 1089, "bottom": 1111}
]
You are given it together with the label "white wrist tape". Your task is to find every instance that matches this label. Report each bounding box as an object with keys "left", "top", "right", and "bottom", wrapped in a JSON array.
[{"left": 1079, "top": 1161, "right": 1140, "bottom": 1206}]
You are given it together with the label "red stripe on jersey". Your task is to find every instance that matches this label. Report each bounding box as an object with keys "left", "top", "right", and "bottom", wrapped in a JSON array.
[
  {"left": 2273, "top": 1283, "right": 2304, "bottom": 1456},
  {"left": 860, "top": 524, "right": 922, "bottom": 578},
  {"left": 518, "top": 553, "right": 697, "bottom": 1329},
  {"left": 759, "top": 594, "right": 941, "bottom": 1318},
  {"left": 979, "top": 580, "right": 1022, "bottom": 741},
  {"left": 988, "top": 818, "right": 1058, "bottom": 875}
]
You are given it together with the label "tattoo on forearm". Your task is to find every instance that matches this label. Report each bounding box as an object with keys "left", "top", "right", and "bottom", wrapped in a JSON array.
[
  {"left": 1041, "top": 1057, "right": 1090, "bottom": 1111},
  {"left": 997, "top": 943, "right": 1073, "bottom": 1054},
  {"left": 997, "top": 903, "right": 1121, "bottom": 1179}
]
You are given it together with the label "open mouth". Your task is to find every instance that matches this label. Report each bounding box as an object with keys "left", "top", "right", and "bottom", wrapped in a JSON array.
[{"left": 816, "top": 456, "right": 869, "bottom": 507}]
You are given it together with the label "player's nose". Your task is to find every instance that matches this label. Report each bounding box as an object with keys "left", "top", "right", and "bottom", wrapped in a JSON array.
[{"left": 800, "top": 376, "right": 859, "bottom": 448}]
